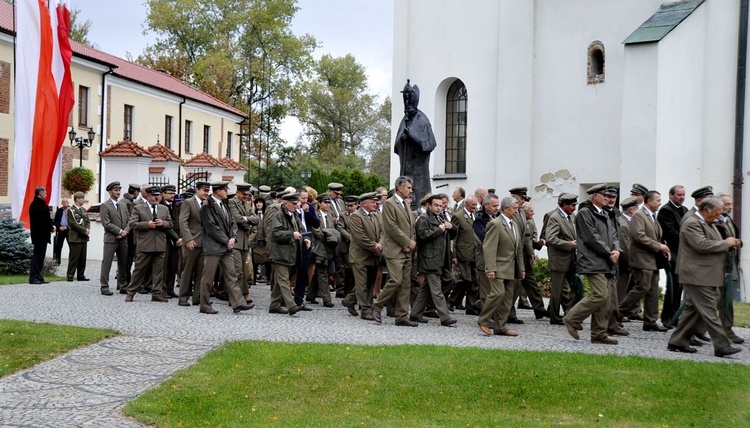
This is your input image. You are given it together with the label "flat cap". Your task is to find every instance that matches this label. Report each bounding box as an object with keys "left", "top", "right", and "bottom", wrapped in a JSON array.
[
  {"left": 317, "top": 194, "right": 332, "bottom": 203},
  {"left": 235, "top": 182, "right": 252, "bottom": 192},
  {"left": 509, "top": 186, "right": 528, "bottom": 196},
  {"left": 358, "top": 192, "right": 379, "bottom": 203},
  {"left": 106, "top": 181, "right": 121, "bottom": 191},
  {"left": 691, "top": 186, "right": 714, "bottom": 199},
  {"left": 128, "top": 183, "right": 140, "bottom": 193},
  {"left": 258, "top": 185, "right": 271, "bottom": 192},
  {"left": 195, "top": 181, "right": 210, "bottom": 190},
  {"left": 620, "top": 196, "right": 639, "bottom": 209},
  {"left": 161, "top": 184, "right": 176, "bottom": 193},
  {"left": 344, "top": 195, "right": 359, "bottom": 205},
  {"left": 523, "top": 195, "right": 531, "bottom": 202},
  {"left": 181, "top": 190, "right": 195, "bottom": 199},
  {"left": 210, "top": 181, "right": 228, "bottom": 191},
  {"left": 419, "top": 193, "right": 433, "bottom": 205},
  {"left": 586, "top": 183, "right": 608, "bottom": 195},
  {"left": 73, "top": 191, "right": 85, "bottom": 199},
  {"left": 282, "top": 193, "right": 299, "bottom": 202},
  {"left": 423, "top": 194, "right": 442, "bottom": 204},
  {"left": 328, "top": 182, "right": 344, "bottom": 192},
  {"left": 559, "top": 193, "right": 578, "bottom": 203},
  {"left": 603, "top": 185, "right": 619, "bottom": 197},
  {"left": 145, "top": 186, "right": 161, "bottom": 195},
  {"left": 630, "top": 183, "right": 649, "bottom": 196}
]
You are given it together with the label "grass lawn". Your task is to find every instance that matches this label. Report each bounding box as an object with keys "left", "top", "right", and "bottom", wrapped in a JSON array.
[
  {"left": 125, "top": 341, "right": 750, "bottom": 427},
  {"left": 0, "top": 319, "right": 117, "bottom": 378},
  {"left": 0, "top": 274, "right": 67, "bottom": 285},
  {"left": 736, "top": 301, "right": 750, "bottom": 328}
]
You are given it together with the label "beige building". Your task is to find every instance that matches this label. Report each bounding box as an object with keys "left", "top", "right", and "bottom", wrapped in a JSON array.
[{"left": 0, "top": 1, "right": 248, "bottom": 207}]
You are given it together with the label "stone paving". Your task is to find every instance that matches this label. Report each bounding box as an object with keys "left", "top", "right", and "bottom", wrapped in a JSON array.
[{"left": 0, "top": 260, "right": 748, "bottom": 427}]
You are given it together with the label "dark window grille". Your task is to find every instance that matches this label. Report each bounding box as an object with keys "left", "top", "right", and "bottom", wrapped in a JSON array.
[
  {"left": 123, "top": 104, "right": 133, "bottom": 141},
  {"left": 165, "top": 115, "right": 173, "bottom": 149},
  {"left": 226, "top": 131, "right": 233, "bottom": 157},
  {"left": 203, "top": 125, "right": 210, "bottom": 153},
  {"left": 78, "top": 86, "right": 89, "bottom": 127},
  {"left": 445, "top": 80, "right": 467, "bottom": 174},
  {"left": 185, "top": 120, "right": 192, "bottom": 153}
]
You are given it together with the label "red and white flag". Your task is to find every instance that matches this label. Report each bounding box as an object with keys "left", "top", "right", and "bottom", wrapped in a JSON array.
[{"left": 12, "top": 0, "right": 73, "bottom": 225}]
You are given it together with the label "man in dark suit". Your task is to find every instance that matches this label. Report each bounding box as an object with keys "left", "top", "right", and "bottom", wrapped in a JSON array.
[
  {"left": 28, "top": 186, "right": 53, "bottom": 284},
  {"left": 473, "top": 194, "right": 500, "bottom": 315},
  {"left": 620, "top": 190, "right": 670, "bottom": 331},
  {"left": 478, "top": 196, "right": 524, "bottom": 336},
  {"left": 449, "top": 194, "right": 478, "bottom": 311},
  {"left": 160, "top": 184, "right": 182, "bottom": 298},
  {"left": 66, "top": 192, "right": 90, "bottom": 282},
  {"left": 100, "top": 181, "right": 130, "bottom": 296},
  {"left": 545, "top": 193, "right": 578, "bottom": 325},
  {"left": 372, "top": 176, "right": 417, "bottom": 326},
  {"left": 178, "top": 181, "right": 209, "bottom": 306},
  {"left": 657, "top": 185, "right": 688, "bottom": 328},
  {"left": 667, "top": 196, "right": 742, "bottom": 357},
  {"left": 294, "top": 188, "right": 319, "bottom": 309},
  {"left": 124, "top": 186, "right": 173, "bottom": 303},
  {"left": 197, "top": 182, "right": 254, "bottom": 314},
  {"left": 612, "top": 196, "right": 639, "bottom": 336},
  {"left": 52, "top": 198, "right": 69, "bottom": 265}
]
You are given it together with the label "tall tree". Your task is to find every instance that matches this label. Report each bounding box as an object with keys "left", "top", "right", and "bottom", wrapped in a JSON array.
[
  {"left": 69, "top": 8, "right": 94, "bottom": 47},
  {"left": 366, "top": 97, "right": 392, "bottom": 184}
]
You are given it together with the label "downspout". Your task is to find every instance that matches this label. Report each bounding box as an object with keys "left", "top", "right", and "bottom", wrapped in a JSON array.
[
  {"left": 733, "top": 0, "right": 748, "bottom": 226},
  {"left": 177, "top": 97, "right": 186, "bottom": 190},
  {"left": 97, "top": 67, "right": 114, "bottom": 199}
]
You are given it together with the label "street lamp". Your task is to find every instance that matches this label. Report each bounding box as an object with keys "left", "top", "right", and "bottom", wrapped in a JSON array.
[
  {"left": 68, "top": 127, "right": 96, "bottom": 167},
  {"left": 300, "top": 169, "right": 312, "bottom": 184}
]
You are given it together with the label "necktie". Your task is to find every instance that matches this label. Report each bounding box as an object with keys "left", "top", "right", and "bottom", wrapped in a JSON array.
[
  {"left": 509, "top": 220, "right": 516, "bottom": 242},
  {"left": 322, "top": 213, "right": 328, "bottom": 229},
  {"left": 152, "top": 204, "right": 157, "bottom": 220}
]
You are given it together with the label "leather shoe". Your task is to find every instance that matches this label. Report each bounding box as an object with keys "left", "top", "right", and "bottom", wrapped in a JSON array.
[
  {"left": 299, "top": 304, "right": 313, "bottom": 311},
  {"left": 151, "top": 295, "right": 169, "bottom": 302},
  {"left": 563, "top": 319, "right": 579, "bottom": 340},
  {"left": 714, "top": 346, "right": 742, "bottom": 358},
  {"left": 269, "top": 307, "right": 289, "bottom": 314},
  {"left": 119, "top": 289, "right": 128, "bottom": 295},
  {"left": 535, "top": 310, "right": 550, "bottom": 319},
  {"left": 323, "top": 301, "right": 335, "bottom": 308},
  {"left": 200, "top": 308, "right": 219, "bottom": 315},
  {"left": 729, "top": 335, "right": 745, "bottom": 344},
  {"left": 608, "top": 328, "right": 630, "bottom": 336},
  {"left": 478, "top": 325, "right": 492, "bottom": 336},
  {"left": 550, "top": 320, "right": 564, "bottom": 326},
  {"left": 307, "top": 299, "right": 319, "bottom": 304},
  {"left": 496, "top": 330, "right": 519, "bottom": 337},
  {"left": 343, "top": 300, "right": 358, "bottom": 316},
  {"left": 360, "top": 312, "right": 374, "bottom": 321},
  {"left": 29, "top": 280, "right": 42, "bottom": 285},
  {"left": 455, "top": 304, "right": 466, "bottom": 310},
  {"left": 167, "top": 290, "right": 179, "bottom": 298},
  {"left": 424, "top": 310, "right": 439, "bottom": 318},
  {"left": 465, "top": 308, "right": 479, "bottom": 316},
  {"left": 517, "top": 303, "right": 533, "bottom": 310},
  {"left": 591, "top": 336, "right": 619, "bottom": 345},
  {"left": 77, "top": 277, "right": 90, "bottom": 281},
  {"left": 101, "top": 289, "right": 113, "bottom": 296},
  {"left": 689, "top": 338, "right": 704, "bottom": 347},
  {"left": 372, "top": 310, "right": 382, "bottom": 324},
  {"left": 506, "top": 317, "right": 524, "bottom": 325},
  {"left": 67, "top": 277, "right": 74, "bottom": 282},
  {"left": 288, "top": 305, "right": 302, "bottom": 315},
  {"left": 668, "top": 344, "right": 697, "bottom": 354},
  {"left": 643, "top": 324, "right": 668, "bottom": 332},
  {"left": 233, "top": 303, "right": 254, "bottom": 313},
  {"left": 41, "top": 280, "right": 50, "bottom": 284},
  {"left": 695, "top": 333, "right": 711, "bottom": 342},
  {"left": 395, "top": 319, "right": 418, "bottom": 327},
  {"left": 441, "top": 319, "right": 457, "bottom": 327},
  {"left": 178, "top": 300, "right": 190, "bottom": 307},
  {"left": 662, "top": 319, "right": 673, "bottom": 329},
  {"left": 409, "top": 316, "right": 428, "bottom": 324},
  {"left": 125, "top": 294, "right": 134, "bottom": 302}
]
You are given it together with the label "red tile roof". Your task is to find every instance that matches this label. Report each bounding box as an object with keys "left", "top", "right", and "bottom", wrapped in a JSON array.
[
  {"left": 99, "top": 141, "right": 153, "bottom": 158},
  {"left": 219, "top": 157, "right": 248, "bottom": 171},
  {"left": 183, "top": 152, "right": 222, "bottom": 167},
  {"left": 0, "top": 1, "right": 247, "bottom": 118},
  {"left": 147, "top": 144, "right": 182, "bottom": 162}
]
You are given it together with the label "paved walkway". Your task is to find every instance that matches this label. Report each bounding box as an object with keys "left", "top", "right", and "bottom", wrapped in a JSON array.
[{"left": 0, "top": 261, "right": 748, "bottom": 427}]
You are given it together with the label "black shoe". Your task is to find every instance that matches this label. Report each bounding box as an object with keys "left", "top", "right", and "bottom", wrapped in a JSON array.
[
  {"left": 67, "top": 278, "right": 74, "bottom": 282},
  {"left": 288, "top": 305, "right": 302, "bottom": 315},
  {"left": 119, "top": 289, "right": 128, "bottom": 295},
  {"left": 41, "top": 280, "right": 50, "bottom": 284},
  {"left": 299, "top": 304, "right": 313, "bottom": 311},
  {"left": 323, "top": 301, "right": 334, "bottom": 308},
  {"left": 101, "top": 289, "right": 113, "bottom": 296},
  {"left": 448, "top": 304, "right": 455, "bottom": 312},
  {"left": 689, "top": 338, "right": 704, "bottom": 347},
  {"left": 269, "top": 307, "right": 289, "bottom": 314},
  {"left": 167, "top": 290, "right": 179, "bottom": 298},
  {"left": 455, "top": 304, "right": 466, "bottom": 310},
  {"left": 507, "top": 317, "right": 524, "bottom": 325},
  {"left": 409, "top": 316, "right": 428, "bottom": 324},
  {"left": 729, "top": 335, "right": 745, "bottom": 344},
  {"left": 465, "top": 308, "right": 479, "bottom": 316},
  {"left": 695, "top": 333, "right": 710, "bottom": 342},
  {"left": 77, "top": 277, "right": 90, "bottom": 281},
  {"left": 535, "top": 310, "right": 550, "bottom": 320},
  {"left": 395, "top": 319, "right": 419, "bottom": 327},
  {"left": 233, "top": 303, "right": 254, "bottom": 313},
  {"left": 137, "top": 288, "right": 149, "bottom": 295},
  {"left": 550, "top": 320, "right": 564, "bottom": 326},
  {"left": 668, "top": 344, "right": 697, "bottom": 354},
  {"left": 307, "top": 299, "right": 319, "bottom": 304},
  {"left": 424, "top": 310, "right": 439, "bottom": 318},
  {"left": 200, "top": 308, "right": 219, "bottom": 314},
  {"left": 608, "top": 328, "right": 630, "bottom": 336},
  {"left": 662, "top": 319, "right": 673, "bottom": 329},
  {"left": 517, "top": 303, "right": 533, "bottom": 310},
  {"left": 643, "top": 324, "right": 668, "bottom": 332},
  {"left": 714, "top": 346, "right": 742, "bottom": 358}
]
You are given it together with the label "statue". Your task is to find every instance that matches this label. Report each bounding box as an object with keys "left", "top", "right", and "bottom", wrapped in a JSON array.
[{"left": 394, "top": 80, "right": 436, "bottom": 210}]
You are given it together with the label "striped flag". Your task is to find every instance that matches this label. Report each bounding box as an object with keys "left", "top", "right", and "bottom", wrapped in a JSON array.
[{"left": 12, "top": 0, "right": 73, "bottom": 225}]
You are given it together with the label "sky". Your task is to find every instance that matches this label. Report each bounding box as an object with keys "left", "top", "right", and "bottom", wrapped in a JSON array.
[{"left": 72, "top": 0, "right": 394, "bottom": 142}]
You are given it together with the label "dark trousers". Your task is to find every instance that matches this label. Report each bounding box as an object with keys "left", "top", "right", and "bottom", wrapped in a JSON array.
[
  {"left": 29, "top": 242, "right": 47, "bottom": 283},
  {"left": 294, "top": 247, "right": 312, "bottom": 306},
  {"left": 661, "top": 261, "right": 683, "bottom": 324},
  {"left": 53, "top": 231, "right": 67, "bottom": 263},
  {"left": 164, "top": 244, "right": 180, "bottom": 293},
  {"left": 67, "top": 242, "right": 87, "bottom": 279}
]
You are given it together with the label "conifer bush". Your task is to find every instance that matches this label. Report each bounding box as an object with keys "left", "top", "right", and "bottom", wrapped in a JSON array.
[{"left": 0, "top": 217, "right": 33, "bottom": 274}]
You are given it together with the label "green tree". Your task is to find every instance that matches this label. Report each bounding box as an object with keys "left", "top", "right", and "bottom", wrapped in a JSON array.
[
  {"left": 69, "top": 8, "right": 94, "bottom": 47},
  {"left": 366, "top": 97, "right": 392, "bottom": 184}
]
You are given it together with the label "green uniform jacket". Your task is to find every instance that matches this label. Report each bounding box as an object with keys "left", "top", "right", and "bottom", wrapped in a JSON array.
[
  {"left": 228, "top": 196, "right": 258, "bottom": 251},
  {"left": 416, "top": 211, "right": 454, "bottom": 274},
  {"left": 67, "top": 205, "right": 90, "bottom": 243},
  {"left": 268, "top": 205, "right": 303, "bottom": 266}
]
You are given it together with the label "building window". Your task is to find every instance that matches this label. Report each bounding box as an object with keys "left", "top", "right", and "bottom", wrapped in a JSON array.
[
  {"left": 587, "top": 41, "right": 605, "bottom": 85},
  {"left": 226, "top": 131, "right": 233, "bottom": 157},
  {"left": 203, "top": 125, "right": 210, "bottom": 153},
  {"left": 445, "top": 79, "right": 467, "bottom": 174},
  {"left": 123, "top": 104, "right": 133, "bottom": 141},
  {"left": 78, "top": 86, "right": 89, "bottom": 127},
  {"left": 185, "top": 120, "right": 192, "bottom": 153},
  {"left": 164, "top": 115, "right": 173, "bottom": 149}
]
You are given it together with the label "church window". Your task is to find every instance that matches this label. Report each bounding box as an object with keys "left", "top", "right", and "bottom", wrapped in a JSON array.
[
  {"left": 445, "top": 80, "right": 467, "bottom": 174},
  {"left": 587, "top": 41, "right": 605, "bottom": 84}
]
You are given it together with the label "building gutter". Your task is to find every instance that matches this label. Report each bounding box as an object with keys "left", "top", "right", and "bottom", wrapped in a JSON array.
[{"left": 734, "top": 0, "right": 749, "bottom": 226}]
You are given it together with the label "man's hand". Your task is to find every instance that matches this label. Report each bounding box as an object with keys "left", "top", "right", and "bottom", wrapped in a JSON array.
[
  {"left": 60, "top": 226, "right": 67, "bottom": 231},
  {"left": 177, "top": 238, "right": 183, "bottom": 247},
  {"left": 148, "top": 221, "right": 157, "bottom": 229},
  {"left": 609, "top": 250, "right": 620, "bottom": 264},
  {"left": 486, "top": 271, "right": 496, "bottom": 279},
  {"left": 571, "top": 240, "right": 577, "bottom": 250},
  {"left": 154, "top": 218, "right": 164, "bottom": 227},
  {"left": 186, "top": 240, "right": 196, "bottom": 251},
  {"left": 727, "top": 237, "right": 739, "bottom": 248},
  {"left": 85, "top": 229, "right": 90, "bottom": 236},
  {"left": 227, "top": 238, "right": 235, "bottom": 250},
  {"left": 443, "top": 221, "right": 453, "bottom": 230},
  {"left": 293, "top": 231, "right": 302, "bottom": 240}
]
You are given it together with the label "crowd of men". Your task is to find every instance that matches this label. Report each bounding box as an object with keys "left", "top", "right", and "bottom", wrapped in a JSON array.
[{"left": 28, "top": 177, "right": 745, "bottom": 358}]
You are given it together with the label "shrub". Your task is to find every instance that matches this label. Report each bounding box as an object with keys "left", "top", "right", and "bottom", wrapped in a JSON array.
[
  {"left": 62, "top": 167, "right": 95, "bottom": 193},
  {"left": 0, "top": 217, "right": 33, "bottom": 274},
  {"left": 533, "top": 258, "right": 551, "bottom": 298}
]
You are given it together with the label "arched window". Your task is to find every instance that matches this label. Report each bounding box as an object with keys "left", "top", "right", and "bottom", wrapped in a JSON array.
[
  {"left": 587, "top": 41, "right": 605, "bottom": 84},
  {"left": 445, "top": 80, "right": 467, "bottom": 174}
]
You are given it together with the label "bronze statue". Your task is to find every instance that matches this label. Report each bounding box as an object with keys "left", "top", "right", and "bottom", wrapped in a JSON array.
[{"left": 394, "top": 80, "right": 436, "bottom": 210}]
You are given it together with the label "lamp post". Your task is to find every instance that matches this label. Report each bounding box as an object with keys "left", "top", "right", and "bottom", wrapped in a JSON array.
[
  {"left": 300, "top": 169, "right": 312, "bottom": 185},
  {"left": 68, "top": 127, "right": 96, "bottom": 167}
]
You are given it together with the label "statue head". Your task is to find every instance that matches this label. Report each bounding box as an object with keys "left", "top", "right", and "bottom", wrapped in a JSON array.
[{"left": 401, "top": 79, "right": 420, "bottom": 117}]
